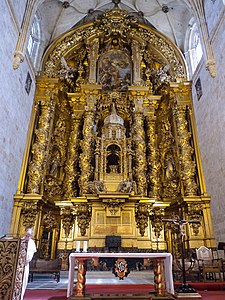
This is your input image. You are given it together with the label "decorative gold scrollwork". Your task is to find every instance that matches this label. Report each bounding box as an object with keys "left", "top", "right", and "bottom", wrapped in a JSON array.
[
  {"left": 103, "top": 199, "right": 125, "bottom": 216},
  {"left": 42, "top": 210, "right": 58, "bottom": 230},
  {"left": 135, "top": 203, "right": 152, "bottom": 236},
  {"left": 187, "top": 204, "right": 203, "bottom": 235},
  {"left": 150, "top": 208, "right": 164, "bottom": 239},
  {"left": 74, "top": 203, "right": 92, "bottom": 236},
  {"left": 61, "top": 207, "right": 75, "bottom": 238},
  {"left": 22, "top": 201, "right": 38, "bottom": 228}
]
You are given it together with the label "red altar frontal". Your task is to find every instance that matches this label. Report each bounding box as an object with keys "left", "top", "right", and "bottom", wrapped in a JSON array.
[{"left": 67, "top": 252, "right": 174, "bottom": 299}]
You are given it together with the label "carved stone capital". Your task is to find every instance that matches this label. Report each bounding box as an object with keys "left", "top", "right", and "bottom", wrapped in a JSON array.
[
  {"left": 13, "top": 51, "right": 24, "bottom": 70},
  {"left": 206, "top": 58, "right": 216, "bottom": 78}
]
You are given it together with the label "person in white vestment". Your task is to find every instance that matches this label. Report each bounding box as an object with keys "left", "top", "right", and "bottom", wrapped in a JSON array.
[{"left": 21, "top": 228, "right": 37, "bottom": 300}]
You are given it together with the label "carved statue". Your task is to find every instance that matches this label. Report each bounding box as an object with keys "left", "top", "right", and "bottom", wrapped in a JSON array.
[
  {"left": 117, "top": 179, "right": 136, "bottom": 194},
  {"left": 165, "top": 158, "right": 174, "bottom": 180},
  {"left": 49, "top": 151, "right": 60, "bottom": 177},
  {"left": 84, "top": 180, "right": 106, "bottom": 194}
]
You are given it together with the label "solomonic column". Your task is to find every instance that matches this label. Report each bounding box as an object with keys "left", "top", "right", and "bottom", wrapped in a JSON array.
[
  {"left": 133, "top": 110, "right": 147, "bottom": 195},
  {"left": 27, "top": 79, "right": 58, "bottom": 194},
  {"left": 64, "top": 114, "right": 82, "bottom": 198},
  {"left": 172, "top": 85, "right": 197, "bottom": 196},
  {"left": 146, "top": 112, "right": 161, "bottom": 198},
  {"left": 79, "top": 105, "right": 96, "bottom": 194}
]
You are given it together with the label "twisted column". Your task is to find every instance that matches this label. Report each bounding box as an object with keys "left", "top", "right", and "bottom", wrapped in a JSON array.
[
  {"left": 133, "top": 111, "right": 147, "bottom": 195},
  {"left": 75, "top": 259, "right": 87, "bottom": 297},
  {"left": 154, "top": 259, "right": 165, "bottom": 296},
  {"left": 27, "top": 98, "right": 55, "bottom": 193},
  {"left": 79, "top": 106, "right": 95, "bottom": 194},
  {"left": 174, "top": 104, "right": 197, "bottom": 196},
  {"left": 146, "top": 116, "right": 161, "bottom": 198},
  {"left": 64, "top": 116, "right": 81, "bottom": 198}
]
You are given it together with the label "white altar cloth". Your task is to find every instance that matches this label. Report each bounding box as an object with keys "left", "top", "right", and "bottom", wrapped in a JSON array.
[{"left": 67, "top": 252, "right": 174, "bottom": 297}]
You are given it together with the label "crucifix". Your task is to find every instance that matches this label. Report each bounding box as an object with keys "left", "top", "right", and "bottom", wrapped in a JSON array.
[{"left": 162, "top": 210, "right": 201, "bottom": 296}]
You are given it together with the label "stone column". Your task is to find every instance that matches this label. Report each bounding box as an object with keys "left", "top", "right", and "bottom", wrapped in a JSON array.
[
  {"left": 79, "top": 106, "right": 96, "bottom": 194},
  {"left": 133, "top": 110, "right": 147, "bottom": 195},
  {"left": 64, "top": 115, "right": 82, "bottom": 198},
  {"left": 27, "top": 79, "right": 58, "bottom": 194},
  {"left": 189, "top": 0, "right": 216, "bottom": 77},
  {"left": 13, "top": 0, "right": 37, "bottom": 69}
]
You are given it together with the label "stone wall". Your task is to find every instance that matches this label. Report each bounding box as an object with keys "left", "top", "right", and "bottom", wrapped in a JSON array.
[
  {"left": 0, "top": 1, "right": 35, "bottom": 237},
  {"left": 192, "top": 4, "right": 225, "bottom": 243}
]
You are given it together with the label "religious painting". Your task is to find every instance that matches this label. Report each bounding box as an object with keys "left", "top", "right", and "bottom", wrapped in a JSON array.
[{"left": 98, "top": 50, "right": 131, "bottom": 92}]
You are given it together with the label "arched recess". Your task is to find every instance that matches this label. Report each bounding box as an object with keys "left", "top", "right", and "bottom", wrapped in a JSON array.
[
  {"left": 41, "top": 8, "right": 187, "bottom": 81},
  {"left": 106, "top": 144, "right": 121, "bottom": 174}
]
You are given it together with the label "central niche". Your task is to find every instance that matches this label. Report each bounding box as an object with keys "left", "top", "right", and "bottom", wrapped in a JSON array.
[
  {"left": 98, "top": 50, "right": 131, "bottom": 92},
  {"left": 106, "top": 144, "right": 121, "bottom": 174}
]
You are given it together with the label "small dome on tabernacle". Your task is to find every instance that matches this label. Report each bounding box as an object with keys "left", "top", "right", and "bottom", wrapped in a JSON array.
[{"left": 104, "top": 103, "right": 124, "bottom": 126}]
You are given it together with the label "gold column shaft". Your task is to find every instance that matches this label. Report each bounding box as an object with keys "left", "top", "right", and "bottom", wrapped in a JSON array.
[
  {"left": 146, "top": 116, "right": 161, "bottom": 198},
  {"left": 133, "top": 111, "right": 147, "bottom": 194},
  {"left": 79, "top": 108, "right": 95, "bottom": 194},
  {"left": 174, "top": 103, "right": 197, "bottom": 196},
  {"left": 64, "top": 117, "right": 81, "bottom": 198},
  {"left": 27, "top": 98, "right": 55, "bottom": 194}
]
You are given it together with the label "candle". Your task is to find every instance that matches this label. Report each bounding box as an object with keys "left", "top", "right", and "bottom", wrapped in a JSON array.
[
  {"left": 76, "top": 241, "right": 80, "bottom": 252},
  {"left": 83, "top": 241, "right": 88, "bottom": 252}
]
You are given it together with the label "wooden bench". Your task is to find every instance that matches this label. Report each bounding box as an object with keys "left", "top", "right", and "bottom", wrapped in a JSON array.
[{"left": 29, "top": 258, "right": 61, "bottom": 282}]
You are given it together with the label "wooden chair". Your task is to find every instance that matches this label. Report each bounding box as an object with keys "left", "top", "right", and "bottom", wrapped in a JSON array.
[{"left": 196, "top": 246, "right": 222, "bottom": 281}]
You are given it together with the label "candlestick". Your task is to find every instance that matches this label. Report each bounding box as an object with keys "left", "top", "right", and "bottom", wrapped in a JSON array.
[
  {"left": 76, "top": 241, "right": 80, "bottom": 252},
  {"left": 83, "top": 241, "right": 88, "bottom": 252}
]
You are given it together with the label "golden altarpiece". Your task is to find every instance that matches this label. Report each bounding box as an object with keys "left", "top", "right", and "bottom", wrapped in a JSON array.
[{"left": 11, "top": 6, "right": 215, "bottom": 264}]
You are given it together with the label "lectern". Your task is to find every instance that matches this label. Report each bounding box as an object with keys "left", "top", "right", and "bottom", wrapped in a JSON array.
[{"left": 0, "top": 236, "right": 27, "bottom": 300}]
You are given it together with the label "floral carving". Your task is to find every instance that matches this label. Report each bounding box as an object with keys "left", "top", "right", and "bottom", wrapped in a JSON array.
[
  {"left": 74, "top": 203, "right": 92, "bottom": 236},
  {"left": 22, "top": 201, "right": 38, "bottom": 228},
  {"left": 135, "top": 204, "right": 152, "bottom": 236}
]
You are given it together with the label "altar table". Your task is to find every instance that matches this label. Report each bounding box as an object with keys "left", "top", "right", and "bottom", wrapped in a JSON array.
[{"left": 67, "top": 252, "right": 174, "bottom": 298}]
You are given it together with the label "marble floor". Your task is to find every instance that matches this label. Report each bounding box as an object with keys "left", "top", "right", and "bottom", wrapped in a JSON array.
[{"left": 27, "top": 270, "right": 155, "bottom": 290}]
